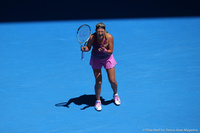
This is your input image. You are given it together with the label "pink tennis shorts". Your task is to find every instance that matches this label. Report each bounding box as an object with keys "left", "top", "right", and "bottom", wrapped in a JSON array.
[{"left": 90, "top": 54, "right": 117, "bottom": 69}]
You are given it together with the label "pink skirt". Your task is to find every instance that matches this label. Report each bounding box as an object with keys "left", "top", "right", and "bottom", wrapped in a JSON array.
[{"left": 90, "top": 54, "right": 117, "bottom": 69}]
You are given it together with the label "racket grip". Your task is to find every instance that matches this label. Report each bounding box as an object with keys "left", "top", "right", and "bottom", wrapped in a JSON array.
[{"left": 81, "top": 51, "right": 84, "bottom": 60}]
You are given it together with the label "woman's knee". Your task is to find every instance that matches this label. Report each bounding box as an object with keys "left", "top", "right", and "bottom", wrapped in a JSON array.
[
  {"left": 109, "top": 79, "right": 117, "bottom": 85},
  {"left": 95, "top": 80, "right": 102, "bottom": 86}
]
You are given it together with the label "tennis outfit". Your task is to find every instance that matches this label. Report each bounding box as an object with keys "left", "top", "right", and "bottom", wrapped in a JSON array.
[
  {"left": 89, "top": 36, "right": 117, "bottom": 69},
  {"left": 89, "top": 34, "right": 120, "bottom": 111}
]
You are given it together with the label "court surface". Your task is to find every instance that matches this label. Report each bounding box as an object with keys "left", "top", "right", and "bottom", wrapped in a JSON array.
[{"left": 0, "top": 17, "right": 200, "bottom": 133}]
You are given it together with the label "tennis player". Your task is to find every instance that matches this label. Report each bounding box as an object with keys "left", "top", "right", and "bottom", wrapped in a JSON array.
[{"left": 81, "top": 22, "right": 121, "bottom": 111}]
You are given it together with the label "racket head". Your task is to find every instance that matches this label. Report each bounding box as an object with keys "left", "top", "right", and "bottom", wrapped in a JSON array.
[{"left": 77, "top": 24, "right": 91, "bottom": 44}]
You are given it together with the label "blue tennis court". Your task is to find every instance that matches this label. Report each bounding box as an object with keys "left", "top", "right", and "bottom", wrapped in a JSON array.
[{"left": 0, "top": 17, "right": 200, "bottom": 132}]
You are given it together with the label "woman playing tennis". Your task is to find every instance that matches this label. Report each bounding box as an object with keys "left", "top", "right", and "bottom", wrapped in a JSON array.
[{"left": 81, "top": 22, "right": 121, "bottom": 111}]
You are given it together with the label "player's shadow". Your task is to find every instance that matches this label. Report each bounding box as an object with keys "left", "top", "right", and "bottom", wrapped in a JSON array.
[{"left": 55, "top": 94, "right": 113, "bottom": 110}]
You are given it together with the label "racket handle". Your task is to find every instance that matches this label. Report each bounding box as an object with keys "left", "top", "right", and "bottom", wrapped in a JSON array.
[{"left": 81, "top": 51, "right": 84, "bottom": 60}]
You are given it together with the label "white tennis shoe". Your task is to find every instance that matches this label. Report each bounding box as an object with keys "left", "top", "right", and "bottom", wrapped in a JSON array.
[
  {"left": 113, "top": 94, "right": 121, "bottom": 106},
  {"left": 95, "top": 100, "right": 102, "bottom": 111}
]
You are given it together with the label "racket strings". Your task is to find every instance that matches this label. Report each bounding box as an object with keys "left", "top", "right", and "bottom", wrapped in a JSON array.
[{"left": 78, "top": 26, "right": 90, "bottom": 43}]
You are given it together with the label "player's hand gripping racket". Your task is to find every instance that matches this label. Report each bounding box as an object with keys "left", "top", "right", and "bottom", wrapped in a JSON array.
[{"left": 77, "top": 24, "right": 91, "bottom": 60}]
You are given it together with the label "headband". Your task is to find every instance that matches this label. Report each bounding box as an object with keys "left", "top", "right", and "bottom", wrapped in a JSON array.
[{"left": 96, "top": 26, "right": 105, "bottom": 30}]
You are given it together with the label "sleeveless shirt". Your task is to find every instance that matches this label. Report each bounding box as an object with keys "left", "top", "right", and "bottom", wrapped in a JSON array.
[{"left": 91, "top": 35, "right": 110, "bottom": 60}]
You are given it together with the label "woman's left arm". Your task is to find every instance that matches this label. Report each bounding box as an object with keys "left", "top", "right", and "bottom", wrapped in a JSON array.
[
  {"left": 104, "top": 33, "right": 114, "bottom": 54},
  {"left": 98, "top": 33, "right": 114, "bottom": 54}
]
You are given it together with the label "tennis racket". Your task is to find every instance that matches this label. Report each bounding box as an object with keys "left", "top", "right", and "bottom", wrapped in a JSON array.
[{"left": 77, "top": 24, "right": 91, "bottom": 60}]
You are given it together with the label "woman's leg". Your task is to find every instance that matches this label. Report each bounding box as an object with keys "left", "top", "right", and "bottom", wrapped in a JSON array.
[
  {"left": 106, "top": 67, "right": 118, "bottom": 95},
  {"left": 93, "top": 69, "right": 102, "bottom": 100},
  {"left": 106, "top": 67, "right": 121, "bottom": 105}
]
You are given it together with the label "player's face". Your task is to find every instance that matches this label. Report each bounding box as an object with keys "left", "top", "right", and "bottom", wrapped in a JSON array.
[{"left": 96, "top": 28, "right": 105, "bottom": 40}]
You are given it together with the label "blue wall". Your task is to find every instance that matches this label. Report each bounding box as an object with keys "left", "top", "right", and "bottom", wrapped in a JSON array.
[{"left": 0, "top": 0, "right": 200, "bottom": 22}]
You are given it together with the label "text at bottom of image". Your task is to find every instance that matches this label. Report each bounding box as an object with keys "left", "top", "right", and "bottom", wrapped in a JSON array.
[{"left": 142, "top": 128, "right": 198, "bottom": 132}]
